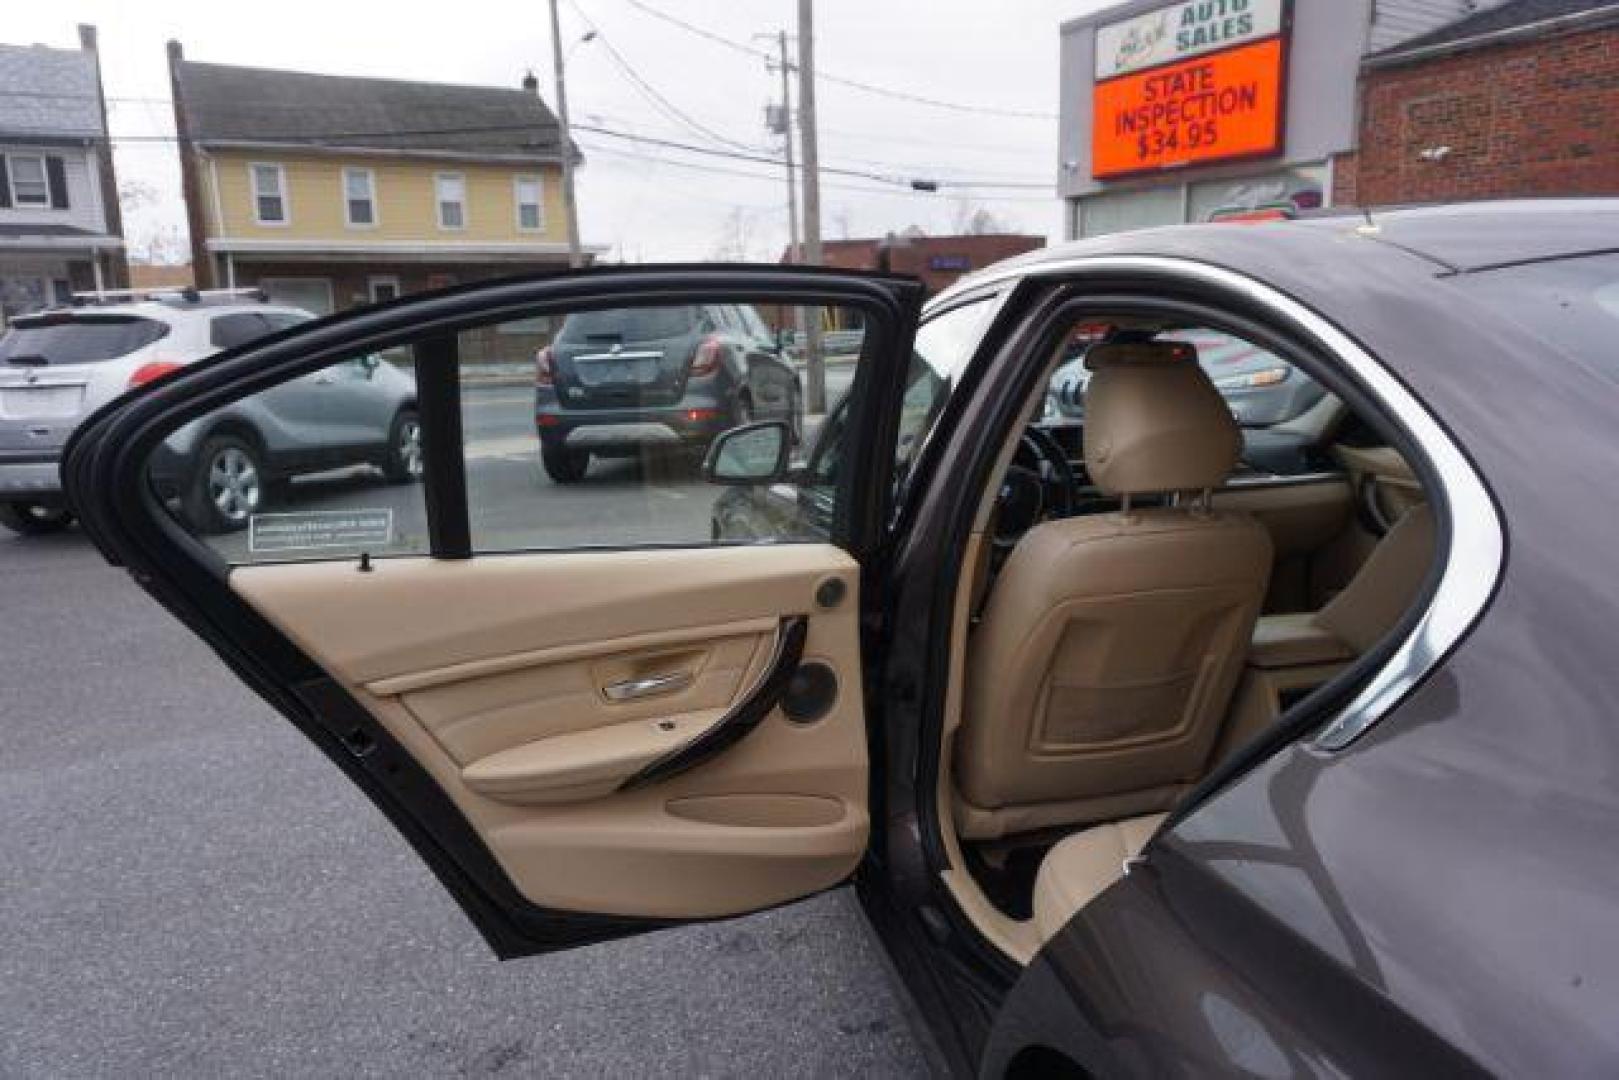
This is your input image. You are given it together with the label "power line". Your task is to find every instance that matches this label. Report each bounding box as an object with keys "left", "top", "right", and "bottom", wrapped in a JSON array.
[
  {"left": 563, "top": 0, "right": 766, "bottom": 156},
  {"left": 617, "top": 0, "right": 1057, "bottom": 121}
]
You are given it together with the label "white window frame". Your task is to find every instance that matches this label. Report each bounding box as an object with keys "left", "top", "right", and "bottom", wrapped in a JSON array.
[
  {"left": 368, "top": 275, "right": 401, "bottom": 304},
  {"left": 9, "top": 154, "right": 50, "bottom": 208},
  {"left": 513, "top": 174, "right": 545, "bottom": 232},
  {"left": 250, "top": 162, "right": 289, "bottom": 227},
  {"left": 343, "top": 167, "right": 378, "bottom": 229},
  {"left": 435, "top": 172, "right": 467, "bottom": 231}
]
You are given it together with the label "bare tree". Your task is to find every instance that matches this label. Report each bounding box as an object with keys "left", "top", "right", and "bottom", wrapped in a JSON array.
[
  {"left": 950, "top": 197, "right": 1008, "bottom": 236},
  {"left": 709, "top": 206, "right": 761, "bottom": 263}
]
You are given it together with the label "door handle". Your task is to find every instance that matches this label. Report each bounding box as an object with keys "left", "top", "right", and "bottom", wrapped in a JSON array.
[{"left": 604, "top": 671, "right": 693, "bottom": 702}]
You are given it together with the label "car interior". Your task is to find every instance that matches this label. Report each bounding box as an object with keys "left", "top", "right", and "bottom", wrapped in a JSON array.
[{"left": 934, "top": 316, "right": 1436, "bottom": 964}]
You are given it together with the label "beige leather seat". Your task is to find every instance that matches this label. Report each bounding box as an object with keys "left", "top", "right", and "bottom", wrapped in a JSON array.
[
  {"left": 1031, "top": 813, "right": 1165, "bottom": 942},
  {"left": 1248, "top": 500, "right": 1437, "bottom": 671},
  {"left": 955, "top": 342, "right": 1272, "bottom": 840}
]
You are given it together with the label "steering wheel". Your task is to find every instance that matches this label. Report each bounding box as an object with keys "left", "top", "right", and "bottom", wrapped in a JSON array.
[{"left": 993, "top": 428, "right": 1078, "bottom": 546}]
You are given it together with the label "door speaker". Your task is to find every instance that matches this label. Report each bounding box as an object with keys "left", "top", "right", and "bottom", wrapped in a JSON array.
[{"left": 782, "top": 661, "right": 838, "bottom": 724}]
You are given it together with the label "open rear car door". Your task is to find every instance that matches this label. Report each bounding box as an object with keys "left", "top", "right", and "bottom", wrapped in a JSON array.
[{"left": 64, "top": 268, "right": 923, "bottom": 956}]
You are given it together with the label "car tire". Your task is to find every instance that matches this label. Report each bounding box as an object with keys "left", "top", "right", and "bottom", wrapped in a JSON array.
[
  {"left": 540, "top": 441, "right": 590, "bottom": 484},
  {"left": 382, "top": 409, "right": 424, "bottom": 484},
  {"left": 0, "top": 501, "right": 72, "bottom": 536},
  {"left": 185, "top": 433, "right": 265, "bottom": 534}
]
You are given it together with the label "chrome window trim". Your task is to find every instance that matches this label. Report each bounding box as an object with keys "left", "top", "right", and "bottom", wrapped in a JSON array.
[
  {"left": 937, "top": 253, "right": 1503, "bottom": 751},
  {"left": 1220, "top": 469, "right": 1346, "bottom": 490}
]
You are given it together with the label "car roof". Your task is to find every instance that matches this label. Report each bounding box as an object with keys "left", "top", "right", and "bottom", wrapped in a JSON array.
[
  {"left": 13, "top": 300, "right": 313, "bottom": 325},
  {"left": 933, "top": 199, "right": 1619, "bottom": 308}
]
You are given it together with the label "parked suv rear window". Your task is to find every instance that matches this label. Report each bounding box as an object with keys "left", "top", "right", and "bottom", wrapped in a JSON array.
[
  {"left": 0, "top": 315, "right": 169, "bottom": 366},
  {"left": 558, "top": 306, "right": 696, "bottom": 343}
]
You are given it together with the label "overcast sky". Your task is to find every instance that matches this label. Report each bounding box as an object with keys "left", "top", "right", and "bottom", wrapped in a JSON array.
[{"left": 8, "top": 0, "right": 1118, "bottom": 262}]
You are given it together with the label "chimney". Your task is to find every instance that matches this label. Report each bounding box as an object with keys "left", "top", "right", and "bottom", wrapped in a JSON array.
[
  {"left": 522, "top": 70, "right": 539, "bottom": 95},
  {"left": 167, "top": 40, "right": 184, "bottom": 66},
  {"left": 78, "top": 24, "right": 98, "bottom": 53}
]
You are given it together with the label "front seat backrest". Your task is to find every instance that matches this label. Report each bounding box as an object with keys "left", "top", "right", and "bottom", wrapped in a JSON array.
[{"left": 955, "top": 342, "right": 1273, "bottom": 840}]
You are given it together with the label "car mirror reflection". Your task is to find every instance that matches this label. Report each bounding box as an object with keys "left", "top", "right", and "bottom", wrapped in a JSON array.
[{"left": 704, "top": 421, "right": 790, "bottom": 485}]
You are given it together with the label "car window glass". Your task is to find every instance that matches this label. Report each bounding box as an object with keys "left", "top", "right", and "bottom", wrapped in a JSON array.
[
  {"left": 558, "top": 306, "right": 696, "bottom": 343},
  {"left": 893, "top": 297, "right": 997, "bottom": 492},
  {"left": 210, "top": 313, "right": 271, "bottom": 350},
  {"left": 0, "top": 315, "right": 169, "bottom": 365},
  {"left": 143, "top": 351, "right": 428, "bottom": 564},
  {"left": 465, "top": 300, "right": 859, "bottom": 553},
  {"left": 1042, "top": 325, "right": 1325, "bottom": 429},
  {"left": 263, "top": 312, "right": 311, "bottom": 332}
]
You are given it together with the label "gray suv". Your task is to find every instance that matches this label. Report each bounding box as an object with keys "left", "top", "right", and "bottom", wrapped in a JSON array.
[
  {"left": 0, "top": 288, "right": 419, "bottom": 535},
  {"left": 534, "top": 303, "right": 801, "bottom": 483}
]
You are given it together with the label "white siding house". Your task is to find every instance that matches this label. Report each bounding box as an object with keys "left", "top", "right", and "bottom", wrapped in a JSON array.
[{"left": 0, "top": 26, "right": 126, "bottom": 319}]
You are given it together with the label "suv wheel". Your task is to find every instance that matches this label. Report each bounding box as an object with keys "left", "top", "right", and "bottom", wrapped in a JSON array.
[
  {"left": 0, "top": 501, "right": 72, "bottom": 536},
  {"left": 186, "top": 434, "right": 264, "bottom": 534},
  {"left": 540, "top": 441, "right": 590, "bottom": 484},
  {"left": 382, "top": 409, "right": 424, "bottom": 484}
]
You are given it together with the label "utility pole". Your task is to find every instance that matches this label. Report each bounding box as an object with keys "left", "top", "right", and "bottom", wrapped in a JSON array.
[
  {"left": 548, "top": 0, "right": 583, "bottom": 268},
  {"left": 773, "top": 31, "right": 801, "bottom": 265},
  {"left": 796, "top": 0, "right": 826, "bottom": 412}
]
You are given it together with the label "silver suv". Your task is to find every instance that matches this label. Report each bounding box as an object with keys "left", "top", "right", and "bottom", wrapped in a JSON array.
[{"left": 0, "top": 288, "right": 420, "bottom": 535}]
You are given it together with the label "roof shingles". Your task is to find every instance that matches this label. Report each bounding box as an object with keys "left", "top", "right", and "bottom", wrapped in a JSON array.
[
  {"left": 0, "top": 43, "right": 103, "bottom": 140},
  {"left": 1373, "top": 0, "right": 1619, "bottom": 60},
  {"left": 173, "top": 60, "right": 569, "bottom": 161}
]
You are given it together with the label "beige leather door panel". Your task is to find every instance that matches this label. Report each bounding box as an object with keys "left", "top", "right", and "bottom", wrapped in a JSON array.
[{"left": 232, "top": 544, "right": 868, "bottom": 918}]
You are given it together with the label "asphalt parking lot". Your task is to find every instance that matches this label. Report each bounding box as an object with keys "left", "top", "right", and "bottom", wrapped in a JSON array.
[{"left": 0, "top": 368, "right": 928, "bottom": 1077}]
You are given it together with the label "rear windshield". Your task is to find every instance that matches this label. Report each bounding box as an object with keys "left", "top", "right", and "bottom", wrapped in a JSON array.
[
  {"left": 558, "top": 306, "right": 696, "bottom": 344},
  {"left": 0, "top": 316, "right": 169, "bottom": 366}
]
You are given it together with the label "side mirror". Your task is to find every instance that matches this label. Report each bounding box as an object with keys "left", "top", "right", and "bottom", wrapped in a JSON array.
[{"left": 703, "top": 421, "right": 790, "bottom": 485}]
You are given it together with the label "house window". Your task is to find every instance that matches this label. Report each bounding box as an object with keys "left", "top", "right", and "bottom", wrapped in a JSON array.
[
  {"left": 251, "top": 163, "right": 287, "bottom": 225},
  {"left": 369, "top": 275, "right": 401, "bottom": 303},
  {"left": 436, "top": 173, "right": 466, "bottom": 230},
  {"left": 515, "top": 175, "right": 544, "bottom": 231},
  {"left": 344, "top": 168, "right": 376, "bottom": 227},
  {"left": 10, "top": 155, "right": 49, "bottom": 208}
]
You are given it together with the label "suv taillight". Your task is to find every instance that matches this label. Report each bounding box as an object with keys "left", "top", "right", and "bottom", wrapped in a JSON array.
[
  {"left": 535, "top": 345, "right": 555, "bottom": 386},
  {"left": 690, "top": 335, "right": 724, "bottom": 377},
  {"left": 128, "top": 359, "right": 183, "bottom": 388}
]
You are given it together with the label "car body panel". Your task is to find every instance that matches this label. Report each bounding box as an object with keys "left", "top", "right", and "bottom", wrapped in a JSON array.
[{"left": 952, "top": 205, "right": 1619, "bottom": 1074}]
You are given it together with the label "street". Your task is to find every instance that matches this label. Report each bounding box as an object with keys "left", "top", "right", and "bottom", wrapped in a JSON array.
[{"left": 0, "top": 369, "right": 925, "bottom": 1076}]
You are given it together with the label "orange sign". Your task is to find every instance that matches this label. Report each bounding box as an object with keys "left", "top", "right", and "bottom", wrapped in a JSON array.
[{"left": 1092, "top": 36, "right": 1285, "bottom": 180}]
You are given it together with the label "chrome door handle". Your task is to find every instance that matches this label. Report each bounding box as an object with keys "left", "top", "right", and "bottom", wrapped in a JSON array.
[{"left": 604, "top": 671, "right": 693, "bottom": 702}]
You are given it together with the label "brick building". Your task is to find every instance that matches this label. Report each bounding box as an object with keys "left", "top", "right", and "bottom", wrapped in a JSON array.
[
  {"left": 802, "top": 231, "right": 1046, "bottom": 295},
  {"left": 1336, "top": 0, "right": 1619, "bottom": 206},
  {"left": 1056, "top": 0, "right": 1617, "bottom": 238}
]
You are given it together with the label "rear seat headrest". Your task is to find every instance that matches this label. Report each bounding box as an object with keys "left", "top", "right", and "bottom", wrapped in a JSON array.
[{"left": 1082, "top": 341, "right": 1241, "bottom": 497}]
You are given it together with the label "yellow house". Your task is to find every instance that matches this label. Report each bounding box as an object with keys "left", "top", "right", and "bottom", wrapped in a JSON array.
[{"left": 168, "top": 42, "right": 595, "bottom": 314}]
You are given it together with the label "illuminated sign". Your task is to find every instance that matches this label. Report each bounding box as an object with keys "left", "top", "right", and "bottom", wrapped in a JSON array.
[
  {"left": 1096, "top": 0, "right": 1285, "bottom": 79},
  {"left": 1092, "top": 34, "right": 1286, "bottom": 180}
]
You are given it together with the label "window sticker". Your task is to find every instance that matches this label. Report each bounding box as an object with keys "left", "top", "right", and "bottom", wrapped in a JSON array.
[{"left": 249, "top": 509, "right": 395, "bottom": 554}]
